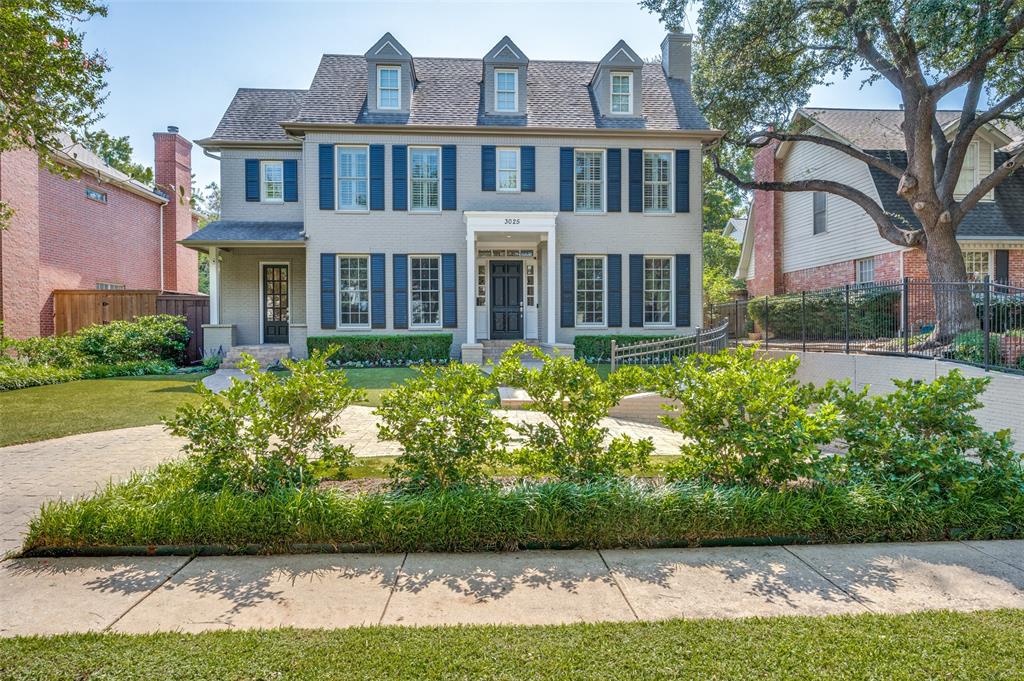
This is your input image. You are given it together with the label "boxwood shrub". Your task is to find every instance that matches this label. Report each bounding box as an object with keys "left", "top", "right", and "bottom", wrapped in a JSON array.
[
  {"left": 574, "top": 334, "right": 676, "bottom": 362},
  {"left": 307, "top": 333, "right": 452, "bottom": 366},
  {"left": 747, "top": 288, "right": 900, "bottom": 339}
]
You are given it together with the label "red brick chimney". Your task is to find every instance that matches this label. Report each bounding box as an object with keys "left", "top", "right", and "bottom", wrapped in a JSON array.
[
  {"left": 153, "top": 126, "right": 198, "bottom": 293},
  {"left": 749, "top": 138, "right": 783, "bottom": 296}
]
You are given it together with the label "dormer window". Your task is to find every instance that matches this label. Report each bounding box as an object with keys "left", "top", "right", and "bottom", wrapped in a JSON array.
[
  {"left": 495, "top": 69, "right": 518, "bottom": 112},
  {"left": 377, "top": 65, "right": 401, "bottom": 110},
  {"left": 610, "top": 72, "right": 633, "bottom": 114}
]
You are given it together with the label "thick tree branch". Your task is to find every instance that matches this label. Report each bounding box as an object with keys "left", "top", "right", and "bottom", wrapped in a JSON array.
[
  {"left": 941, "top": 84, "right": 1024, "bottom": 197},
  {"left": 932, "top": 8, "right": 1024, "bottom": 98},
  {"left": 741, "top": 131, "right": 905, "bottom": 178},
  {"left": 712, "top": 154, "right": 926, "bottom": 248},
  {"left": 951, "top": 147, "right": 1024, "bottom": 225}
]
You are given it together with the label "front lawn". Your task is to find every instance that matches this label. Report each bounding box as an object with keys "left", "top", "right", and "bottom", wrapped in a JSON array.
[{"left": 3, "top": 609, "right": 1023, "bottom": 680}]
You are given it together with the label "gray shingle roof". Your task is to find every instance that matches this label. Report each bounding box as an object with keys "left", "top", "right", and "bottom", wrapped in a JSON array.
[
  {"left": 866, "top": 151, "right": 1024, "bottom": 239},
  {"left": 182, "top": 221, "right": 306, "bottom": 243},
  {"left": 211, "top": 89, "right": 306, "bottom": 142},
  {"left": 206, "top": 56, "right": 709, "bottom": 142},
  {"left": 800, "top": 108, "right": 1023, "bottom": 151}
]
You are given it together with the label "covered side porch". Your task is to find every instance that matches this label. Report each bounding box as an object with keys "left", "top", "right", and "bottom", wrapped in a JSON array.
[{"left": 180, "top": 221, "right": 308, "bottom": 362}]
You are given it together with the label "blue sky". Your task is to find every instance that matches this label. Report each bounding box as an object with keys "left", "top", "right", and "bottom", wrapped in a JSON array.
[{"left": 85, "top": 0, "right": 928, "bottom": 190}]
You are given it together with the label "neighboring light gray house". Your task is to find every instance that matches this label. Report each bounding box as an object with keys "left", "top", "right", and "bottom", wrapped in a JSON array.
[{"left": 187, "top": 32, "right": 719, "bottom": 362}]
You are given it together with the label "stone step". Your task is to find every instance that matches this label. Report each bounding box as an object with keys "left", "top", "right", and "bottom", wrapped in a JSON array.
[{"left": 222, "top": 344, "right": 291, "bottom": 369}]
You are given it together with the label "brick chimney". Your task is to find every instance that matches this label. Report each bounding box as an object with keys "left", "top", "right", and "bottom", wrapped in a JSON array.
[
  {"left": 153, "top": 126, "right": 198, "bottom": 293},
  {"left": 749, "top": 138, "right": 783, "bottom": 296},
  {"left": 660, "top": 33, "right": 692, "bottom": 82}
]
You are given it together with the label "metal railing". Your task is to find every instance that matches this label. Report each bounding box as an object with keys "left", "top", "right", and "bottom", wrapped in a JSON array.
[
  {"left": 705, "top": 277, "right": 1024, "bottom": 375},
  {"left": 610, "top": 320, "right": 729, "bottom": 370}
]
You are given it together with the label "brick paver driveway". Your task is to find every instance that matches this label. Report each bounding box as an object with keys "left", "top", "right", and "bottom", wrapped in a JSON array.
[{"left": 0, "top": 406, "right": 684, "bottom": 556}]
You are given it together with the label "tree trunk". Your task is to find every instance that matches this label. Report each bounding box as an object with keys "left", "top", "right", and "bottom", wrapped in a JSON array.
[{"left": 921, "top": 223, "right": 978, "bottom": 342}]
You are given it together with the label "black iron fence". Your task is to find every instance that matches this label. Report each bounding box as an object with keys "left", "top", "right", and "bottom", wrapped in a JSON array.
[
  {"left": 610, "top": 320, "right": 729, "bottom": 370},
  {"left": 706, "top": 278, "right": 1024, "bottom": 375}
]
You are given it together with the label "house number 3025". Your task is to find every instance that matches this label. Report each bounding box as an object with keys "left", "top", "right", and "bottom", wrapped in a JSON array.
[{"left": 504, "top": 218, "right": 520, "bottom": 225}]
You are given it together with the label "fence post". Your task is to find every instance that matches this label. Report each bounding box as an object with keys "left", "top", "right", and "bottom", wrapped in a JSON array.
[
  {"left": 902, "top": 277, "right": 910, "bottom": 356},
  {"left": 844, "top": 284, "right": 851, "bottom": 354},
  {"left": 983, "top": 275, "right": 991, "bottom": 370},
  {"left": 801, "top": 290, "right": 807, "bottom": 353},
  {"left": 734, "top": 299, "right": 739, "bottom": 340},
  {"left": 695, "top": 327, "right": 702, "bottom": 355},
  {"left": 610, "top": 340, "right": 617, "bottom": 373},
  {"left": 763, "top": 295, "right": 769, "bottom": 348}
]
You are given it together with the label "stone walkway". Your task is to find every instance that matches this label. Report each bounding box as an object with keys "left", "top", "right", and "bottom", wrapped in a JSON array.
[
  {"left": 2, "top": 540, "right": 1023, "bottom": 636},
  {"left": 0, "top": 408, "right": 684, "bottom": 556}
]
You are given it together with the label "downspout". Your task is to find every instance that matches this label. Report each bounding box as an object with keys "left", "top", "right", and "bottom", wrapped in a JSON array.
[{"left": 159, "top": 203, "right": 165, "bottom": 291}]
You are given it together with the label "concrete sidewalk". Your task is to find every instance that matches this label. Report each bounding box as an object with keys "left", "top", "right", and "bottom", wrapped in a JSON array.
[{"left": 2, "top": 540, "right": 1023, "bottom": 637}]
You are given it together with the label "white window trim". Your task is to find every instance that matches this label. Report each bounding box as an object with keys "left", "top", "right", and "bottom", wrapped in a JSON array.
[
  {"left": 260, "top": 160, "right": 284, "bottom": 204},
  {"left": 494, "top": 68, "right": 519, "bottom": 113},
  {"left": 409, "top": 254, "right": 444, "bottom": 329},
  {"left": 573, "top": 149, "right": 606, "bottom": 215},
  {"left": 610, "top": 71, "right": 633, "bottom": 115},
  {"left": 335, "top": 254, "right": 372, "bottom": 330},
  {"left": 642, "top": 150, "right": 674, "bottom": 215},
  {"left": 258, "top": 261, "right": 291, "bottom": 344},
  {"left": 496, "top": 147, "right": 521, "bottom": 193},
  {"left": 962, "top": 249, "right": 994, "bottom": 281},
  {"left": 376, "top": 65, "right": 401, "bottom": 110},
  {"left": 335, "top": 144, "right": 370, "bottom": 214},
  {"left": 408, "top": 145, "right": 442, "bottom": 214},
  {"left": 643, "top": 255, "right": 675, "bottom": 328},
  {"left": 574, "top": 254, "right": 608, "bottom": 329},
  {"left": 812, "top": 192, "right": 828, "bottom": 235}
]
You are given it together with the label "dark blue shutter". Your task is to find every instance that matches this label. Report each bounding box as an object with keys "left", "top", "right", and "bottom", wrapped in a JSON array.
[
  {"left": 481, "top": 146, "right": 496, "bottom": 191},
  {"left": 521, "top": 146, "right": 536, "bottom": 192},
  {"left": 371, "top": 253, "right": 386, "bottom": 328},
  {"left": 442, "top": 145, "right": 457, "bottom": 210},
  {"left": 607, "top": 254, "right": 622, "bottom": 327},
  {"left": 607, "top": 149, "right": 622, "bottom": 213},
  {"left": 320, "top": 253, "right": 336, "bottom": 329},
  {"left": 318, "top": 145, "right": 334, "bottom": 210},
  {"left": 628, "top": 149, "right": 643, "bottom": 212},
  {"left": 244, "top": 159, "right": 259, "bottom": 202},
  {"left": 392, "top": 145, "right": 407, "bottom": 211},
  {"left": 369, "top": 145, "right": 385, "bottom": 211},
  {"left": 283, "top": 160, "right": 298, "bottom": 202},
  {"left": 559, "top": 148, "right": 574, "bottom": 211},
  {"left": 629, "top": 254, "right": 644, "bottom": 327},
  {"left": 675, "top": 254, "right": 691, "bottom": 327},
  {"left": 442, "top": 253, "right": 457, "bottom": 328},
  {"left": 675, "top": 149, "right": 690, "bottom": 213},
  {"left": 560, "top": 254, "right": 575, "bottom": 328},
  {"left": 393, "top": 254, "right": 408, "bottom": 329}
]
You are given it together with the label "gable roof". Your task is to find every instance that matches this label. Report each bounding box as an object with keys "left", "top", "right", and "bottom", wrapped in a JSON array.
[{"left": 209, "top": 88, "right": 306, "bottom": 143}]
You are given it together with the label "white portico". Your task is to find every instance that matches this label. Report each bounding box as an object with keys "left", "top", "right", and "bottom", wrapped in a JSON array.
[{"left": 462, "top": 211, "right": 560, "bottom": 362}]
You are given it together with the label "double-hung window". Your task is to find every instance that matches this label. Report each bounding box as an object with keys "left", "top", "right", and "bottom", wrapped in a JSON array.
[
  {"left": 261, "top": 160, "right": 283, "bottom": 202},
  {"left": 336, "top": 255, "right": 370, "bottom": 328},
  {"left": 812, "top": 192, "right": 828, "bottom": 234},
  {"left": 575, "top": 255, "right": 606, "bottom": 326},
  {"left": 410, "top": 256, "right": 441, "bottom": 327},
  {"left": 574, "top": 150, "right": 604, "bottom": 213},
  {"left": 495, "top": 69, "right": 518, "bottom": 112},
  {"left": 855, "top": 258, "right": 875, "bottom": 285},
  {"left": 336, "top": 146, "right": 368, "bottom": 211},
  {"left": 409, "top": 147, "right": 441, "bottom": 212},
  {"left": 497, "top": 148, "right": 520, "bottom": 192},
  {"left": 643, "top": 151, "right": 672, "bottom": 213},
  {"left": 963, "top": 250, "right": 991, "bottom": 282},
  {"left": 955, "top": 141, "right": 979, "bottom": 199},
  {"left": 610, "top": 72, "right": 632, "bottom": 114},
  {"left": 643, "top": 256, "right": 673, "bottom": 326},
  {"left": 377, "top": 65, "right": 401, "bottom": 109}
]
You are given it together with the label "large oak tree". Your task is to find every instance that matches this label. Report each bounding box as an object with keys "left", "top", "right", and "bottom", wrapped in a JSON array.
[{"left": 643, "top": 0, "right": 1024, "bottom": 338}]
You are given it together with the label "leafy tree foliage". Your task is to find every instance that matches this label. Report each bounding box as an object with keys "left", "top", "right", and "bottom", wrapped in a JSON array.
[
  {"left": 641, "top": 0, "right": 1024, "bottom": 338},
  {"left": 82, "top": 129, "right": 153, "bottom": 184},
  {"left": 702, "top": 231, "right": 743, "bottom": 304},
  {"left": 702, "top": 149, "right": 751, "bottom": 234}
]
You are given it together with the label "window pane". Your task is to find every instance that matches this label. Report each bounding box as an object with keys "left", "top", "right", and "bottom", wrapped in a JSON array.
[
  {"left": 411, "top": 256, "right": 441, "bottom": 326},
  {"left": 963, "top": 251, "right": 989, "bottom": 282},
  {"left": 643, "top": 152, "right": 671, "bottom": 212},
  {"left": 263, "top": 162, "right": 283, "bottom": 201},
  {"left": 643, "top": 257, "right": 672, "bottom": 325},
  {"left": 497, "top": 149, "right": 519, "bottom": 191},
  {"left": 611, "top": 74, "right": 631, "bottom": 113},
  {"left": 378, "top": 67, "right": 400, "bottom": 108},
  {"left": 574, "top": 151, "right": 603, "bottom": 212},
  {"left": 410, "top": 148, "right": 440, "bottom": 210},
  {"left": 955, "top": 142, "right": 978, "bottom": 197},
  {"left": 337, "top": 256, "right": 370, "bottom": 326},
  {"left": 496, "top": 71, "right": 517, "bottom": 111},
  {"left": 337, "top": 147, "right": 369, "bottom": 210},
  {"left": 575, "top": 256, "right": 605, "bottom": 325}
]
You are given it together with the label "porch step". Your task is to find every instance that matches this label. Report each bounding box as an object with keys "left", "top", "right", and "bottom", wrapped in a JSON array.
[
  {"left": 481, "top": 340, "right": 544, "bottom": 363},
  {"left": 222, "top": 344, "right": 291, "bottom": 369}
]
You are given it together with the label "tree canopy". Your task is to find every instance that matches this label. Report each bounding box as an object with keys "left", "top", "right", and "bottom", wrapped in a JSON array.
[{"left": 83, "top": 129, "right": 153, "bottom": 184}]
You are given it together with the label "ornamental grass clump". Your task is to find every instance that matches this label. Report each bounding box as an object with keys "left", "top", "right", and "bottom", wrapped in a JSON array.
[
  {"left": 164, "top": 351, "right": 364, "bottom": 494},
  {"left": 492, "top": 344, "right": 653, "bottom": 480},
  {"left": 376, "top": 362, "right": 509, "bottom": 489}
]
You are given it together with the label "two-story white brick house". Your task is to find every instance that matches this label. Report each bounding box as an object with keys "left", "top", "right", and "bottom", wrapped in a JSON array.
[{"left": 186, "top": 33, "right": 719, "bottom": 362}]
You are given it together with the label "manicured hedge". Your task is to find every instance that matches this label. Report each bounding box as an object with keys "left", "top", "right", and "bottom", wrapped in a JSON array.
[
  {"left": 307, "top": 333, "right": 452, "bottom": 366},
  {"left": 0, "top": 360, "right": 176, "bottom": 392},
  {"left": 748, "top": 288, "right": 900, "bottom": 339},
  {"left": 574, "top": 334, "right": 676, "bottom": 362}
]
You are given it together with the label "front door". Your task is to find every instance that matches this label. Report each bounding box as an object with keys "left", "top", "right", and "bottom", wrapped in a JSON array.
[
  {"left": 490, "top": 261, "right": 523, "bottom": 340},
  {"left": 262, "top": 264, "right": 289, "bottom": 344}
]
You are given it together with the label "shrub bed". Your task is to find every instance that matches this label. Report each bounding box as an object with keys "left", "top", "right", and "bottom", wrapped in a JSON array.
[
  {"left": 573, "top": 334, "right": 675, "bottom": 362},
  {"left": 747, "top": 288, "right": 900, "bottom": 339},
  {"left": 307, "top": 333, "right": 452, "bottom": 366},
  {"left": 0, "top": 360, "right": 176, "bottom": 391}
]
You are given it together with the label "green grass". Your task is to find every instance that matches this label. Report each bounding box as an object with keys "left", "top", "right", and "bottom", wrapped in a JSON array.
[
  {"left": 340, "top": 454, "right": 679, "bottom": 479},
  {"left": 3, "top": 609, "right": 1024, "bottom": 679}
]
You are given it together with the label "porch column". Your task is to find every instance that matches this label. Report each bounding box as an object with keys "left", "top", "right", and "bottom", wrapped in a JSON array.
[
  {"left": 465, "top": 231, "right": 476, "bottom": 344},
  {"left": 208, "top": 246, "right": 220, "bottom": 325},
  {"left": 546, "top": 234, "right": 557, "bottom": 344}
]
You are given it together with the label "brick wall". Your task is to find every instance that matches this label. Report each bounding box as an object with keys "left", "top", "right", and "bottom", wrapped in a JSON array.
[
  {"left": 154, "top": 132, "right": 199, "bottom": 294},
  {"left": 748, "top": 140, "right": 782, "bottom": 297},
  {"left": 0, "top": 149, "right": 41, "bottom": 338},
  {"left": 781, "top": 250, "right": 903, "bottom": 291}
]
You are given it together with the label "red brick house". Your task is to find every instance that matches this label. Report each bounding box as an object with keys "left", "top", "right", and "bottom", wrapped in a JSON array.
[
  {"left": 736, "top": 109, "right": 1024, "bottom": 295},
  {"left": 0, "top": 127, "right": 199, "bottom": 338}
]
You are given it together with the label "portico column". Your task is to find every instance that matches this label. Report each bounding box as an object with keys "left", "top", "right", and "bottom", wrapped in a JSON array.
[
  {"left": 546, "top": 232, "right": 557, "bottom": 344},
  {"left": 208, "top": 246, "right": 220, "bottom": 325},
  {"left": 465, "top": 231, "right": 476, "bottom": 344}
]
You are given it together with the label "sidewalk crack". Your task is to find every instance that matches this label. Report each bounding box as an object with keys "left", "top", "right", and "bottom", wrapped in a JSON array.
[
  {"left": 378, "top": 552, "right": 408, "bottom": 626},
  {"left": 104, "top": 554, "right": 195, "bottom": 632},
  {"left": 781, "top": 545, "right": 876, "bottom": 614},
  {"left": 597, "top": 549, "right": 639, "bottom": 621},
  {"left": 957, "top": 540, "right": 1024, "bottom": 575}
]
